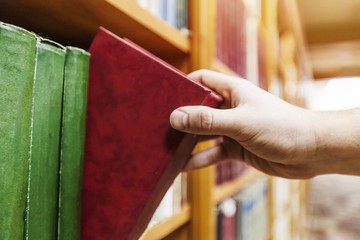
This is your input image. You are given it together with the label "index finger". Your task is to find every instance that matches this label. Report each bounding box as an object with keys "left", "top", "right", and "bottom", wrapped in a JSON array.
[{"left": 188, "top": 69, "right": 241, "bottom": 101}]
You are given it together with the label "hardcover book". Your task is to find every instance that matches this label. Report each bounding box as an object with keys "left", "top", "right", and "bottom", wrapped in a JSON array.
[
  {"left": 26, "top": 39, "right": 66, "bottom": 240},
  {"left": 82, "top": 27, "right": 223, "bottom": 239},
  {"left": 0, "top": 22, "right": 36, "bottom": 240},
  {"left": 58, "top": 47, "right": 90, "bottom": 240}
]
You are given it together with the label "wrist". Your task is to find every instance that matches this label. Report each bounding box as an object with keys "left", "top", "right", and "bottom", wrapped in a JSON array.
[{"left": 311, "top": 109, "right": 360, "bottom": 175}]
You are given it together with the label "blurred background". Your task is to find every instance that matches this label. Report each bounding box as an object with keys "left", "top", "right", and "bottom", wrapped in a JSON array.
[{"left": 298, "top": 0, "right": 360, "bottom": 239}]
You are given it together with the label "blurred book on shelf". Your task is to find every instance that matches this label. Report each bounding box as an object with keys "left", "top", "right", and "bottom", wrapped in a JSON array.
[
  {"left": 216, "top": 0, "right": 247, "bottom": 78},
  {"left": 216, "top": 176, "right": 269, "bottom": 240},
  {"left": 215, "top": 161, "right": 249, "bottom": 186},
  {"left": 216, "top": 0, "right": 265, "bottom": 88},
  {"left": 234, "top": 176, "right": 268, "bottom": 240},
  {"left": 136, "top": 0, "right": 188, "bottom": 32},
  {"left": 148, "top": 174, "right": 185, "bottom": 227}
]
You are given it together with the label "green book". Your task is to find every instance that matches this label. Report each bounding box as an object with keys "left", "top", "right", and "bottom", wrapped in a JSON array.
[
  {"left": 0, "top": 23, "right": 36, "bottom": 240},
  {"left": 58, "top": 47, "right": 90, "bottom": 240},
  {"left": 26, "top": 39, "right": 66, "bottom": 240}
]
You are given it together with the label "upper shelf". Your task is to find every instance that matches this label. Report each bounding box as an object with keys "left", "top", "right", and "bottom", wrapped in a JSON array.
[{"left": 0, "top": 0, "right": 190, "bottom": 56}]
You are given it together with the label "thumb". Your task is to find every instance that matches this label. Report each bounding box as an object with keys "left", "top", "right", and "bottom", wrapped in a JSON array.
[{"left": 169, "top": 106, "right": 236, "bottom": 136}]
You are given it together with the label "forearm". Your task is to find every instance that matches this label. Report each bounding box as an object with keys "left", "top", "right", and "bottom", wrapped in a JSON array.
[{"left": 312, "top": 108, "right": 360, "bottom": 175}]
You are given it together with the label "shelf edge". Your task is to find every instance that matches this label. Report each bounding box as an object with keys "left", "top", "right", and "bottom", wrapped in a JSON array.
[
  {"left": 141, "top": 203, "right": 191, "bottom": 240},
  {"left": 105, "top": 0, "right": 190, "bottom": 54}
]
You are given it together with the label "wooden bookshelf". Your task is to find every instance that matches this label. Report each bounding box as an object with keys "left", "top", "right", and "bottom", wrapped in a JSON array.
[
  {"left": 0, "top": 0, "right": 309, "bottom": 239},
  {"left": 262, "top": 0, "right": 310, "bottom": 239},
  {"left": 1, "top": 0, "right": 189, "bottom": 56}
]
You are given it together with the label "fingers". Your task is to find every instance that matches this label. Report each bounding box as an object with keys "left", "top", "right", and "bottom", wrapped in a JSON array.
[
  {"left": 188, "top": 70, "right": 240, "bottom": 100},
  {"left": 169, "top": 106, "right": 238, "bottom": 136}
]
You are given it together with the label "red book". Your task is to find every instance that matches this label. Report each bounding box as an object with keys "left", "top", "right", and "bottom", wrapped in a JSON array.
[{"left": 81, "top": 27, "right": 223, "bottom": 240}]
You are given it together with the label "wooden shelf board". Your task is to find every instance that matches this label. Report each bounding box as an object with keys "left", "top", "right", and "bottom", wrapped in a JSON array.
[
  {"left": 0, "top": 0, "right": 190, "bottom": 56},
  {"left": 106, "top": 0, "right": 190, "bottom": 54},
  {"left": 213, "top": 169, "right": 263, "bottom": 204},
  {"left": 141, "top": 203, "right": 191, "bottom": 240}
]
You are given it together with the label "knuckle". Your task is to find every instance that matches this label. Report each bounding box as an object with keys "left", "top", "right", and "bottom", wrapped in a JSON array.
[{"left": 199, "top": 110, "right": 214, "bottom": 131}]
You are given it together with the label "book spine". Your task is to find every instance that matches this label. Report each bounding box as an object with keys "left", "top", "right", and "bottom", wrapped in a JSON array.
[
  {"left": 58, "top": 47, "right": 90, "bottom": 240},
  {"left": 167, "top": 0, "right": 177, "bottom": 27},
  {"left": 235, "top": 176, "right": 269, "bottom": 239},
  {"left": 161, "top": 0, "right": 167, "bottom": 21},
  {"left": 217, "top": 198, "right": 237, "bottom": 240},
  {"left": 0, "top": 23, "right": 37, "bottom": 240},
  {"left": 216, "top": 0, "right": 250, "bottom": 77},
  {"left": 26, "top": 39, "right": 66, "bottom": 240},
  {"left": 176, "top": 0, "right": 188, "bottom": 30}
]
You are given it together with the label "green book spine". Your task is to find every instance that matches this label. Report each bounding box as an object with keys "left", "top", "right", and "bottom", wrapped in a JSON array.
[
  {"left": 26, "top": 40, "right": 66, "bottom": 240},
  {"left": 0, "top": 23, "right": 36, "bottom": 240},
  {"left": 58, "top": 47, "right": 90, "bottom": 240}
]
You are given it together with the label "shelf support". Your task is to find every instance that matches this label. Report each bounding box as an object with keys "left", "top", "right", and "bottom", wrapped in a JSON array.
[{"left": 188, "top": 0, "right": 216, "bottom": 239}]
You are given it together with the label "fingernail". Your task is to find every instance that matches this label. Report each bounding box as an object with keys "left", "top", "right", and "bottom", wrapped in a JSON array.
[{"left": 170, "top": 110, "right": 188, "bottom": 130}]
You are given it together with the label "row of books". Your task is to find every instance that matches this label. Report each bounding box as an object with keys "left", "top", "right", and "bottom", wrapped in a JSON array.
[
  {"left": 136, "top": 0, "right": 188, "bottom": 31},
  {"left": 216, "top": 0, "right": 247, "bottom": 78},
  {"left": 1, "top": 22, "right": 223, "bottom": 240},
  {"left": 0, "top": 22, "right": 89, "bottom": 240},
  {"left": 216, "top": 0, "right": 265, "bottom": 88},
  {"left": 216, "top": 176, "right": 269, "bottom": 240}
]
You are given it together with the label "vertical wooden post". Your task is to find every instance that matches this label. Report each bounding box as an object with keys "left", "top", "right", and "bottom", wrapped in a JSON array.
[
  {"left": 189, "top": 0, "right": 216, "bottom": 69},
  {"left": 261, "top": 0, "right": 279, "bottom": 239},
  {"left": 262, "top": 0, "right": 279, "bottom": 91},
  {"left": 188, "top": 0, "right": 217, "bottom": 239}
]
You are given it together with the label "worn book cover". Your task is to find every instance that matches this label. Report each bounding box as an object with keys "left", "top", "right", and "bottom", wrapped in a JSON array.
[
  {"left": 82, "top": 27, "right": 223, "bottom": 240},
  {"left": 0, "top": 22, "right": 36, "bottom": 240},
  {"left": 57, "top": 47, "right": 90, "bottom": 240},
  {"left": 26, "top": 39, "right": 66, "bottom": 240}
]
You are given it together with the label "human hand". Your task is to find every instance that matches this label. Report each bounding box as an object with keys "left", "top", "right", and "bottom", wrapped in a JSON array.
[{"left": 170, "top": 70, "right": 360, "bottom": 179}]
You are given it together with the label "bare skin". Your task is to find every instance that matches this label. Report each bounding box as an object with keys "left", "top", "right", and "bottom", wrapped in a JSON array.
[{"left": 169, "top": 70, "right": 360, "bottom": 179}]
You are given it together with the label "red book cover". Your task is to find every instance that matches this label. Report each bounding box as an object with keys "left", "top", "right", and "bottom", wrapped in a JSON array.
[{"left": 81, "top": 27, "right": 223, "bottom": 240}]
